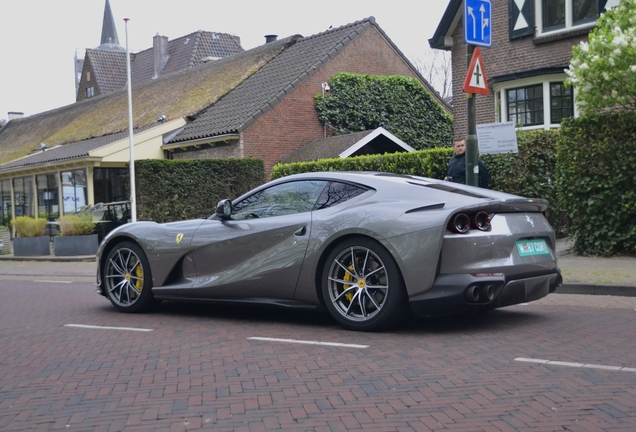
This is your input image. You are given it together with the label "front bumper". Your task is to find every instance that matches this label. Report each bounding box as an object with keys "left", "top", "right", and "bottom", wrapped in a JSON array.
[{"left": 408, "top": 268, "right": 562, "bottom": 317}]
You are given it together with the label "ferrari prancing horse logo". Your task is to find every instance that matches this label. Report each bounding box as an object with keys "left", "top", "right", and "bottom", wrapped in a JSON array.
[{"left": 176, "top": 233, "right": 184, "bottom": 244}]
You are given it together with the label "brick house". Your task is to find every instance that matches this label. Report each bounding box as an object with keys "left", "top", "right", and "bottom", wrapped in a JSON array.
[
  {"left": 165, "top": 19, "right": 448, "bottom": 174},
  {"left": 429, "top": 0, "right": 618, "bottom": 139},
  {"left": 0, "top": 17, "right": 446, "bottom": 227}
]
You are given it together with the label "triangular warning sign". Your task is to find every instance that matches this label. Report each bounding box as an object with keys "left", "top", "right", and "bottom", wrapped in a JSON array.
[{"left": 462, "top": 47, "right": 489, "bottom": 95}]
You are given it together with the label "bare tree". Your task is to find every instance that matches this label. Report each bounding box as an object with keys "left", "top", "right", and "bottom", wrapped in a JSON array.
[{"left": 413, "top": 48, "right": 452, "bottom": 101}]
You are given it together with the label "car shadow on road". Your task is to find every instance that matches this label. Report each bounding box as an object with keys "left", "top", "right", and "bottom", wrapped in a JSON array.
[
  {"left": 155, "top": 300, "right": 339, "bottom": 329},
  {"left": 146, "top": 300, "right": 548, "bottom": 335}
]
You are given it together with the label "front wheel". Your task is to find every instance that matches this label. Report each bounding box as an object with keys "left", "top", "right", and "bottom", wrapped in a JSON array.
[
  {"left": 322, "top": 237, "right": 408, "bottom": 331},
  {"left": 102, "top": 241, "right": 154, "bottom": 313}
]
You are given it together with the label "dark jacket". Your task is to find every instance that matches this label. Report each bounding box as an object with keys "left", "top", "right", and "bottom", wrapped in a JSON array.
[{"left": 446, "top": 153, "right": 489, "bottom": 188}]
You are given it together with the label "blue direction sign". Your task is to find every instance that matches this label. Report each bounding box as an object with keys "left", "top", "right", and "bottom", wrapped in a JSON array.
[{"left": 464, "top": 0, "right": 492, "bottom": 48}]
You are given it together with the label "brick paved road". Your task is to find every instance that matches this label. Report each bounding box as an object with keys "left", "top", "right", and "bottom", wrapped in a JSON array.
[{"left": 1, "top": 278, "right": 636, "bottom": 431}]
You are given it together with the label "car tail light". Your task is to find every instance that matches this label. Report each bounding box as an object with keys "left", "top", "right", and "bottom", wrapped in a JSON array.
[
  {"left": 448, "top": 213, "right": 470, "bottom": 234},
  {"left": 473, "top": 211, "right": 491, "bottom": 231}
]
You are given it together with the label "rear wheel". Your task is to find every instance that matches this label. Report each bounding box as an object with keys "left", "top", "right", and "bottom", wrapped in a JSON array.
[
  {"left": 103, "top": 242, "right": 154, "bottom": 313},
  {"left": 322, "top": 237, "right": 408, "bottom": 331}
]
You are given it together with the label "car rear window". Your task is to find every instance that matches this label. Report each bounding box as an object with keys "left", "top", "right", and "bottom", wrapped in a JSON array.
[{"left": 314, "top": 181, "right": 368, "bottom": 210}]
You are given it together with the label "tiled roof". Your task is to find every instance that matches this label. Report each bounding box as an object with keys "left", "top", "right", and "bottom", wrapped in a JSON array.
[
  {"left": 170, "top": 19, "right": 376, "bottom": 142},
  {"left": 85, "top": 49, "right": 128, "bottom": 94},
  {"left": 0, "top": 126, "right": 152, "bottom": 172},
  {"left": 131, "top": 31, "right": 244, "bottom": 85},
  {"left": 282, "top": 131, "right": 373, "bottom": 163}
]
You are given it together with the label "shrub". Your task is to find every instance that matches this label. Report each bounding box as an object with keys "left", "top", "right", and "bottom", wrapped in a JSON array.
[
  {"left": 11, "top": 216, "right": 47, "bottom": 237},
  {"left": 314, "top": 73, "right": 453, "bottom": 149},
  {"left": 271, "top": 148, "right": 452, "bottom": 180},
  {"left": 133, "top": 158, "right": 265, "bottom": 223},
  {"left": 57, "top": 214, "right": 96, "bottom": 236},
  {"left": 482, "top": 129, "right": 567, "bottom": 236},
  {"left": 557, "top": 113, "right": 636, "bottom": 255}
]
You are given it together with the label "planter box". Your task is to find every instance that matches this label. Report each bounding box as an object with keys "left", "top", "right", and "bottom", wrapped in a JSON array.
[
  {"left": 0, "top": 230, "right": 11, "bottom": 255},
  {"left": 54, "top": 234, "right": 99, "bottom": 256},
  {"left": 13, "top": 236, "right": 50, "bottom": 256}
]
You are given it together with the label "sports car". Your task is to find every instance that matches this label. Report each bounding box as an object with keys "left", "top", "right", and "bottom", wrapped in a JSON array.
[{"left": 96, "top": 171, "right": 561, "bottom": 331}]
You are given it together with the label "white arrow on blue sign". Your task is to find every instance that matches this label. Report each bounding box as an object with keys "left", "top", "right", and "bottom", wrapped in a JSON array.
[{"left": 464, "top": 0, "right": 492, "bottom": 48}]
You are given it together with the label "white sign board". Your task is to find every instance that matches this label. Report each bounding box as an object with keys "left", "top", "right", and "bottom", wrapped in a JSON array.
[{"left": 476, "top": 122, "right": 518, "bottom": 154}]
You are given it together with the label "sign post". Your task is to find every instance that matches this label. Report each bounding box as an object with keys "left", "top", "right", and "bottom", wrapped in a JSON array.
[{"left": 463, "top": 0, "right": 492, "bottom": 187}]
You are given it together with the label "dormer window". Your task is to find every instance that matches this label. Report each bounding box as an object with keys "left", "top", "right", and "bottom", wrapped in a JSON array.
[{"left": 86, "top": 87, "right": 94, "bottom": 98}]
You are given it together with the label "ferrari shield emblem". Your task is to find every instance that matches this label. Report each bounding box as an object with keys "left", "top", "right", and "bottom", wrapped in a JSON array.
[{"left": 176, "top": 233, "right": 184, "bottom": 244}]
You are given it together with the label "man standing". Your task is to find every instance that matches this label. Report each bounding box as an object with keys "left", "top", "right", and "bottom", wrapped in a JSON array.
[{"left": 445, "top": 139, "right": 489, "bottom": 188}]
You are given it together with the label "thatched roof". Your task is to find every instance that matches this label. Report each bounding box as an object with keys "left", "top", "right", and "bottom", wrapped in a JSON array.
[
  {"left": 0, "top": 16, "right": 447, "bottom": 166},
  {"left": 0, "top": 36, "right": 293, "bottom": 165}
]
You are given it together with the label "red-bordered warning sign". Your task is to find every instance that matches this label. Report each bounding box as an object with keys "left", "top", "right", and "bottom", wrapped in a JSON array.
[{"left": 462, "top": 47, "right": 489, "bottom": 95}]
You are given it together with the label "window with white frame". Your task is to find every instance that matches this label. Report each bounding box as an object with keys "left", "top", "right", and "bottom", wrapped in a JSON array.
[
  {"left": 496, "top": 77, "right": 574, "bottom": 129},
  {"left": 537, "top": 0, "right": 606, "bottom": 35}
]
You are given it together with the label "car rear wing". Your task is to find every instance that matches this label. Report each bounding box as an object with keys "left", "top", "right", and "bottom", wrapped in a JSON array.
[{"left": 495, "top": 198, "right": 548, "bottom": 213}]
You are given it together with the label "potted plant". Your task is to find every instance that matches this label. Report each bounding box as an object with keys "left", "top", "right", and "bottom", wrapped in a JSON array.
[
  {"left": 11, "top": 216, "right": 49, "bottom": 256},
  {"left": 54, "top": 214, "right": 98, "bottom": 256},
  {"left": 0, "top": 224, "right": 11, "bottom": 255}
]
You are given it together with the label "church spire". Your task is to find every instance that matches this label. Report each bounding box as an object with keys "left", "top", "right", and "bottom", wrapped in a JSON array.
[{"left": 97, "top": 0, "right": 124, "bottom": 51}]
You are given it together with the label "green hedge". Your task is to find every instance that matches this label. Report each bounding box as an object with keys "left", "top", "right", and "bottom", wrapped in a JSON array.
[
  {"left": 482, "top": 130, "right": 566, "bottom": 235},
  {"left": 271, "top": 148, "right": 453, "bottom": 180},
  {"left": 314, "top": 73, "right": 453, "bottom": 149},
  {"left": 557, "top": 113, "right": 636, "bottom": 256},
  {"left": 134, "top": 159, "right": 265, "bottom": 223}
]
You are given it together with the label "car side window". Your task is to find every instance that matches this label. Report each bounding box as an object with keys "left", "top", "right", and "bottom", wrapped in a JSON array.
[
  {"left": 314, "top": 181, "right": 368, "bottom": 210},
  {"left": 232, "top": 180, "right": 327, "bottom": 219}
]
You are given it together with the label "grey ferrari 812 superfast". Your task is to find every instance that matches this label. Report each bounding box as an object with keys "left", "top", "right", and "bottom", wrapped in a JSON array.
[{"left": 96, "top": 172, "right": 561, "bottom": 331}]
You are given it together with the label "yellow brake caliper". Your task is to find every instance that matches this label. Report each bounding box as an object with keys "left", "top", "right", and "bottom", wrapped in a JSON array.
[
  {"left": 343, "top": 265, "right": 355, "bottom": 302},
  {"left": 134, "top": 262, "right": 144, "bottom": 291}
]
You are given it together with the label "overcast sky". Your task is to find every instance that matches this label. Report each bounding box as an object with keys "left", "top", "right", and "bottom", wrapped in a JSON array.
[{"left": 0, "top": 0, "right": 450, "bottom": 121}]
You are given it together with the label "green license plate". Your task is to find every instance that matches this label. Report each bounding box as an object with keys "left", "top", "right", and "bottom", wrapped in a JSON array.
[{"left": 515, "top": 239, "right": 550, "bottom": 257}]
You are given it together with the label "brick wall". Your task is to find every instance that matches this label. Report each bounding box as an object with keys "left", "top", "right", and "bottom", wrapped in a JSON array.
[
  {"left": 172, "top": 143, "right": 241, "bottom": 160},
  {"left": 451, "top": 0, "right": 590, "bottom": 139},
  {"left": 242, "top": 27, "right": 423, "bottom": 177},
  {"left": 76, "top": 58, "right": 98, "bottom": 102}
]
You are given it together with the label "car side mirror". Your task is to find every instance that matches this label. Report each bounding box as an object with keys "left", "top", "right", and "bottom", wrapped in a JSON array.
[{"left": 216, "top": 199, "right": 232, "bottom": 220}]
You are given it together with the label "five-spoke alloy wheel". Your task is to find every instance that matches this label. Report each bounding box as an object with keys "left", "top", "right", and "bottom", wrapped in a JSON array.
[
  {"left": 103, "top": 242, "right": 154, "bottom": 312},
  {"left": 322, "top": 237, "right": 407, "bottom": 331}
]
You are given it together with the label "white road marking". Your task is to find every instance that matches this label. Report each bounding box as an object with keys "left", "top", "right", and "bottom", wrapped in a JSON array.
[
  {"left": 248, "top": 337, "right": 368, "bottom": 349},
  {"left": 515, "top": 357, "right": 636, "bottom": 372},
  {"left": 65, "top": 324, "right": 153, "bottom": 332},
  {"left": 34, "top": 280, "right": 73, "bottom": 283}
]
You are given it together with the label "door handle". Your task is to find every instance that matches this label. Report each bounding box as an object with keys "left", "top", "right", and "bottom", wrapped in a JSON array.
[{"left": 294, "top": 226, "right": 306, "bottom": 236}]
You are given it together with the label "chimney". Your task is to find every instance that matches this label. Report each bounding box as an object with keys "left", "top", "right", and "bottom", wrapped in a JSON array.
[
  {"left": 153, "top": 34, "right": 170, "bottom": 79},
  {"left": 264, "top": 34, "right": 278, "bottom": 43},
  {"left": 8, "top": 112, "right": 24, "bottom": 121}
]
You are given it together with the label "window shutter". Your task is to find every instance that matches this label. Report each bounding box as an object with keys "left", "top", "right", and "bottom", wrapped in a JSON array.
[{"left": 509, "top": 0, "right": 534, "bottom": 40}]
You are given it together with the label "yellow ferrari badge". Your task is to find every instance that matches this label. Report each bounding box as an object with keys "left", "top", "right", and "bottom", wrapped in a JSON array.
[{"left": 176, "top": 233, "right": 184, "bottom": 244}]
